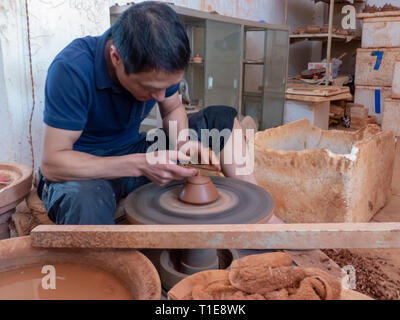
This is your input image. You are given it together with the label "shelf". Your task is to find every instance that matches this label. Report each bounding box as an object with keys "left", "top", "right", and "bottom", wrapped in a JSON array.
[
  {"left": 290, "top": 33, "right": 361, "bottom": 44},
  {"left": 243, "top": 91, "right": 262, "bottom": 98},
  {"left": 243, "top": 59, "right": 264, "bottom": 65},
  {"left": 314, "top": 0, "right": 365, "bottom": 3}
]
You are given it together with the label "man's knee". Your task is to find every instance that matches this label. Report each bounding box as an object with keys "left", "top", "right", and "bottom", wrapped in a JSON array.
[
  {"left": 188, "top": 106, "right": 238, "bottom": 152},
  {"left": 44, "top": 179, "right": 116, "bottom": 225}
]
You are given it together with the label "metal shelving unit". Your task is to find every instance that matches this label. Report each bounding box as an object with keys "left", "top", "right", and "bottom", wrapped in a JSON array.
[
  {"left": 110, "top": 4, "right": 289, "bottom": 130},
  {"left": 289, "top": 0, "right": 364, "bottom": 85}
]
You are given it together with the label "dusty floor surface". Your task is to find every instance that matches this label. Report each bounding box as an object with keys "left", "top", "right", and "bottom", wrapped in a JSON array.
[{"left": 323, "top": 194, "right": 400, "bottom": 300}]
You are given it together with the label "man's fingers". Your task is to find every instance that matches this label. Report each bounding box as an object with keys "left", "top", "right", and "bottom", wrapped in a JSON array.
[
  {"left": 167, "top": 150, "right": 191, "bottom": 163},
  {"left": 169, "top": 164, "right": 198, "bottom": 178}
]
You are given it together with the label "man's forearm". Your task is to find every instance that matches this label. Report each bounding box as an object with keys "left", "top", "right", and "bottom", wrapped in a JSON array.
[
  {"left": 41, "top": 150, "right": 144, "bottom": 182},
  {"left": 162, "top": 103, "right": 189, "bottom": 149}
]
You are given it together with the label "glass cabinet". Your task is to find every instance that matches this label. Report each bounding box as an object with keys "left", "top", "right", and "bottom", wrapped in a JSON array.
[{"left": 110, "top": 4, "right": 289, "bottom": 131}]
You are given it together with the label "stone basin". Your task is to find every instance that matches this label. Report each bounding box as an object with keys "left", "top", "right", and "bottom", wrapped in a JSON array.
[
  {"left": 254, "top": 119, "right": 395, "bottom": 223},
  {"left": 0, "top": 236, "right": 161, "bottom": 300},
  {"left": 0, "top": 163, "right": 33, "bottom": 239}
]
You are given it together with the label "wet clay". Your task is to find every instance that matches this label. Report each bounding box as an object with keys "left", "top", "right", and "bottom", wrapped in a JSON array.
[
  {"left": 0, "top": 263, "right": 133, "bottom": 300},
  {"left": 170, "top": 252, "right": 342, "bottom": 300},
  {"left": 178, "top": 173, "right": 219, "bottom": 205},
  {"left": 229, "top": 266, "right": 308, "bottom": 295},
  {"left": 191, "top": 278, "right": 265, "bottom": 300},
  {"left": 229, "top": 252, "right": 292, "bottom": 270},
  {"left": 228, "top": 253, "right": 341, "bottom": 299}
]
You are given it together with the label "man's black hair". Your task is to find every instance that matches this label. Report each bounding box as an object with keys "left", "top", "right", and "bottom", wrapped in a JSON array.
[{"left": 111, "top": 1, "right": 191, "bottom": 74}]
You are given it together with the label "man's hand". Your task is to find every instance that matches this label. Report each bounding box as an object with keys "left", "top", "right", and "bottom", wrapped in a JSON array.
[
  {"left": 178, "top": 140, "right": 221, "bottom": 171},
  {"left": 137, "top": 150, "right": 198, "bottom": 186}
]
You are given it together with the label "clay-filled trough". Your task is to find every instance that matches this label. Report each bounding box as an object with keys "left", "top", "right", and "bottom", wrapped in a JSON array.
[
  {"left": 255, "top": 119, "right": 395, "bottom": 223},
  {"left": 0, "top": 236, "right": 161, "bottom": 300},
  {"left": 0, "top": 163, "right": 33, "bottom": 239}
]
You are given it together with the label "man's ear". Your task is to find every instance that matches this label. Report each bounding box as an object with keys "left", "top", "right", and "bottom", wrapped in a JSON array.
[{"left": 110, "top": 45, "right": 121, "bottom": 67}]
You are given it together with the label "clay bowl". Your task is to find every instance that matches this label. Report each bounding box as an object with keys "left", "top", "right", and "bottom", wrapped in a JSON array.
[
  {"left": 191, "top": 54, "right": 203, "bottom": 63},
  {"left": 0, "top": 163, "right": 32, "bottom": 239},
  {"left": 0, "top": 162, "right": 32, "bottom": 214},
  {"left": 0, "top": 236, "right": 161, "bottom": 300},
  {"left": 292, "top": 26, "right": 306, "bottom": 35},
  {"left": 179, "top": 175, "right": 219, "bottom": 205},
  {"left": 168, "top": 270, "right": 374, "bottom": 300}
]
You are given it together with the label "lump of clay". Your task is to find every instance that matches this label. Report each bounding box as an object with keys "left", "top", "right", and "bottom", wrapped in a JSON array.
[
  {"left": 228, "top": 252, "right": 341, "bottom": 300},
  {"left": 230, "top": 252, "right": 292, "bottom": 270},
  {"left": 229, "top": 265, "right": 307, "bottom": 295},
  {"left": 169, "top": 252, "right": 342, "bottom": 300},
  {"left": 192, "top": 278, "right": 265, "bottom": 300},
  {"left": 228, "top": 252, "right": 296, "bottom": 294},
  {"left": 304, "top": 267, "right": 342, "bottom": 299}
]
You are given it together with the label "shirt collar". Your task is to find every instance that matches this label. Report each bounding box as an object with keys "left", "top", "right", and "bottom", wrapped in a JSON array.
[{"left": 95, "top": 28, "right": 125, "bottom": 94}]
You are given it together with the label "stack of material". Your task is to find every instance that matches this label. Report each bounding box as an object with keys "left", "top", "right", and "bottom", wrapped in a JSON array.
[
  {"left": 355, "top": 10, "right": 400, "bottom": 124},
  {"left": 169, "top": 252, "right": 343, "bottom": 300},
  {"left": 382, "top": 63, "right": 400, "bottom": 136},
  {"left": 10, "top": 201, "right": 39, "bottom": 237},
  {"left": 329, "top": 103, "right": 345, "bottom": 126},
  {"left": 382, "top": 62, "right": 400, "bottom": 195},
  {"left": 348, "top": 103, "right": 376, "bottom": 129},
  {"left": 25, "top": 189, "right": 53, "bottom": 225}
]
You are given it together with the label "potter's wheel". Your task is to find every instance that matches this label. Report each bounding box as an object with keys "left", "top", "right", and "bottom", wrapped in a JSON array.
[
  {"left": 125, "top": 176, "right": 274, "bottom": 225},
  {"left": 124, "top": 176, "right": 274, "bottom": 293}
]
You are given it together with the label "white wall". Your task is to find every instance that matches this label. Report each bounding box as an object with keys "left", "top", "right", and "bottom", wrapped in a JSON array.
[
  {"left": 367, "top": 0, "right": 400, "bottom": 6},
  {"left": 0, "top": 0, "right": 110, "bottom": 169},
  {"left": 1, "top": 0, "right": 320, "bottom": 170}
]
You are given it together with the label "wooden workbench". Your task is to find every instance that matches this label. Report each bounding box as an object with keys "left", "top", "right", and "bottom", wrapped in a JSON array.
[{"left": 285, "top": 82, "right": 352, "bottom": 129}]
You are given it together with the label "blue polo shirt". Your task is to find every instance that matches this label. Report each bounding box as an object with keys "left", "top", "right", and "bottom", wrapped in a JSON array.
[{"left": 44, "top": 29, "right": 179, "bottom": 155}]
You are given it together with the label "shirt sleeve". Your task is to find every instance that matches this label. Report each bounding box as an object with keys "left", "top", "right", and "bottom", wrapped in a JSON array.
[
  {"left": 44, "top": 60, "right": 89, "bottom": 131},
  {"left": 165, "top": 83, "right": 179, "bottom": 98}
]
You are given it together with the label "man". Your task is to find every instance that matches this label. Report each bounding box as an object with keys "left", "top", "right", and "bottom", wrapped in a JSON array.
[{"left": 38, "top": 1, "right": 281, "bottom": 225}]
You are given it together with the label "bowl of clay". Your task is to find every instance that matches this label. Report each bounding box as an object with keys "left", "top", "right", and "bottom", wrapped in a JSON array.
[
  {"left": 191, "top": 54, "right": 203, "bottom": 63},
  {"left": 0, "top": 236, "right": 161, "bottom": 300},
  {"left": 0, "top": 163, "right": 33, "bottom": 239},
  {"left": 292, "top": 26, "right": 306, "bottom": 35},
  {"left": 168, "top": 269, "right": 373, "bottom": 300}
]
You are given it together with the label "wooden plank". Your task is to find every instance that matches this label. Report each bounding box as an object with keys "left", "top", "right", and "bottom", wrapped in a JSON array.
[
  {"left": 357, "top": 11, "right": 400, "bottom": 19},
  {"left": 31, "top": 222, "right": 400, "bottom": 249},
  {"left": 286, "top": 92, "right": 352, "bottom": 102},
  {"left": 286, "top": 85, "right": 349, "bottom": 97}
]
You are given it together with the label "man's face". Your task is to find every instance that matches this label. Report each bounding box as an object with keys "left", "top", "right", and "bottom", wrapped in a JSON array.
[{"left": 110, "top": 45, "right": 184, "bottom": 102}]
